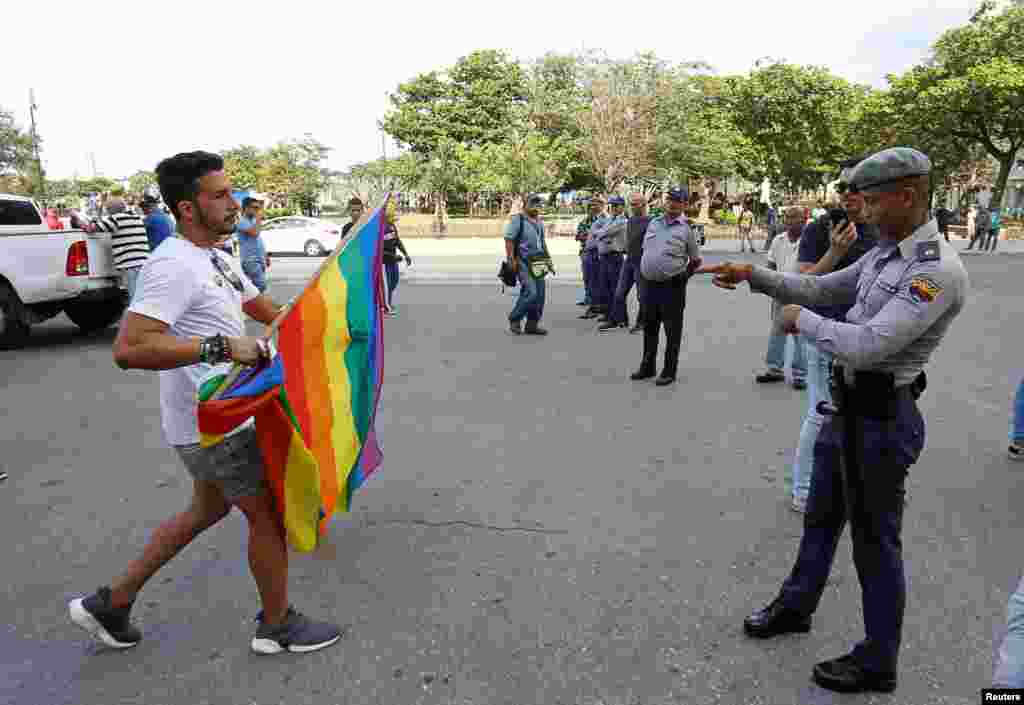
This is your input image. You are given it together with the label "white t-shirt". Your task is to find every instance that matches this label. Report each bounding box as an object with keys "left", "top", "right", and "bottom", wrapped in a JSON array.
[
  {"left": 128, "top": 237, "right": 260, "bottom": 446},
  {"left": 767, "top": 233, "right": 802, "bottom": 274}
]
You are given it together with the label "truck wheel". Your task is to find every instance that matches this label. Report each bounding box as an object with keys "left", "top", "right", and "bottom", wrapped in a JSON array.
[
  {"left": 64, "top": 298, "right": 126, "bottom": 333},
  {"left": 0, "top": 283, "right": 31, "bottom": 349}
]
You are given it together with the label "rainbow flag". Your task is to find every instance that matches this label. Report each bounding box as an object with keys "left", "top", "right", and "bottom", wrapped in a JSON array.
[{"left": 196, "top": 203, "right": 386, "bottom": 551}]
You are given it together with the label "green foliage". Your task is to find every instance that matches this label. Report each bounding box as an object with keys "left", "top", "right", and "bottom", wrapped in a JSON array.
[
  {"left": 382, "top": 50, "right": 528, "bottom": 155},
  {"left": 221, "top": 135, "right": 330, "bottom": 208},
  {"left": 0, "top": 108, "right": 35, "bottom": 177},
  {"left": 874, "top": 4, "right": 1024, "bottom": 207},
  {"left": 723, "top": 61, "right": 870, "bottom": 190},
  {"left": 127, "top": 170, "right": 156, "bottom": 194},
  {"left": 264, "top": 207, "right": 297, "bottom": 219}
]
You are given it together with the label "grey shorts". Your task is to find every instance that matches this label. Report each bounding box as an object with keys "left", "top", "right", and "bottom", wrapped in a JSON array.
[{"left": 174, "top": 425, "right": 267, "bottom": 501}]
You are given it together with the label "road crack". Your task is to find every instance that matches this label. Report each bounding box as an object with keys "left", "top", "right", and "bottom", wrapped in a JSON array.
[{"left": 364, "top": 518, "right": 569, "bottom": 535}]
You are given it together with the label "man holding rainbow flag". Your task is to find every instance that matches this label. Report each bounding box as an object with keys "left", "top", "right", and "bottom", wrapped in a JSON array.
[{"left": 69, "top": 151, "right": 386, "bottom": 656}]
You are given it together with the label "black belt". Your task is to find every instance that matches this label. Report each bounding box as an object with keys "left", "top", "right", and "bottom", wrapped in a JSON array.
[
  {"left": 601, "top": 250, "right": 625, "bottom": 256},
  {"left": 817, "top": 367, "right": 925, "bottom": 419}
]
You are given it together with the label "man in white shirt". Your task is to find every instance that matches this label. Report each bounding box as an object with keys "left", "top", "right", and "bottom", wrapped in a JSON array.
[
  {"left": 756, "top": 206, "right": 808, "bottom": 389},
  {"left": 69, "top": 151, "right": 341, "bottom": 656}
]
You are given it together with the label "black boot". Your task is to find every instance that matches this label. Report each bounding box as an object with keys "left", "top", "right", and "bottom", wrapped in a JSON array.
[{"left": 631, "top": 356, "right": 656, "bottom": 380}]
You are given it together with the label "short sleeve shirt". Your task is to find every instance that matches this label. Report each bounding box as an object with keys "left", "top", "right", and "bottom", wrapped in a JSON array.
[
  {"left": 236, "top": 216, "right": 266, "bottom": 260},
  {"left": 504, "top": 215, "right": 546, "bottom": 259},
  {"left": 129, "top": 237, "right": 260, "bottom": 446},
  {"left": 797, "top": 220, "right": 878, "bottom": 320}
]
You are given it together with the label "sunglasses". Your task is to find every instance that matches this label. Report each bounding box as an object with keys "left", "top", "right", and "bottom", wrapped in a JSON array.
[{"left": 209, "top": 251, "right": 245, "bottom": 293}]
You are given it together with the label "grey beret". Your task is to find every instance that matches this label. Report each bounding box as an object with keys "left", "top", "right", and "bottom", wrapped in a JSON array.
[{"left": 849, "top": 147, "right": 931, "bottom": 192}]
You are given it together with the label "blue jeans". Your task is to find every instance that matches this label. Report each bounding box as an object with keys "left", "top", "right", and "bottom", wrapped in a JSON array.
[
  {"left": 384, "top": 261, "right": 400, "bottom": 307},
  {"left": 1011, "top": 376, "right": 1024, "bottom": 445},
  {"left": 120, "top": 266, "right": 141, "bottom": 302},
  {"left": 765, "top": 331, "right": 807, "bottom": 380},
  {"left": 792, "top": 342, "right": 833, "bottom": 504},
  {"left": 241, "top": 258, "right": 267, "bottom": 293},
  {"left": 994, "top": 574, "right": 1024, "bottom": 687},
  {"left": 509, "top": 259, "right": 546, "bottom": 324}
]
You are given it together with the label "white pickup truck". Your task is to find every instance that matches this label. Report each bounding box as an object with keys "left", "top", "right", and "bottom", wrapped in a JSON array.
[{"left": 0, "top": 193, "right": 126, "bottom": 348}]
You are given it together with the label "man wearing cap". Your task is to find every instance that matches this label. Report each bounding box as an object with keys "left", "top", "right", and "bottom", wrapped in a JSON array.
[
  {"left": 632, "top": 187, "right": 702, "bottom": 386},
  {"left": 596, "top": 196, "right": 629, "bottom": 332},
  {"left": 697, "top": 147, "right": 968, "bottom": 693},
  {"left": 236, "top": 198, "right": 269, "bottom": 294},
  {"left": 504, "top": 194, "right": 552, "bottom": 336},
  {"left": 141, "top": 194, "right": 176, "bottom": 251}
]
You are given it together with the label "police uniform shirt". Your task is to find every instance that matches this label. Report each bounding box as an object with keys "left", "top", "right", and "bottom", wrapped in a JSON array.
[
  {"left": 748, "top": 218, "right": 968, "bottom": 387},
  {"left": 640, "top": 215, "right": 701, "bottom": 282},
  {"left": 595, "top": 214, "right": 628, "bottom": 255},
  {"left": 585, "top": 214, "right": 608, "bottom": 251}
]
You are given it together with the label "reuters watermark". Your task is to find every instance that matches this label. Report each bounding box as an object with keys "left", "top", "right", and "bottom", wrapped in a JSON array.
[{"left": 983, "top": 689, "right": 1024, "bottom": 702}]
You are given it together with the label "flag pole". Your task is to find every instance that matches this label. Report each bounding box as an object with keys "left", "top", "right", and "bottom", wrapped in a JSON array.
[{"left": 208, "top": 193, "right": 391, "bottom": 401}]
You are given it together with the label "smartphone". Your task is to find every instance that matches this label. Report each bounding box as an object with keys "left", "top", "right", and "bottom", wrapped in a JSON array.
[{"left": 829, "top": 209, "right": 848, "bottom": 230}]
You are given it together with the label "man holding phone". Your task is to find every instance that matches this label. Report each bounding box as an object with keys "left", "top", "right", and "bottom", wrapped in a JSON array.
[{"left": 787, "top": 157, "right": 879, "bottom": 513}]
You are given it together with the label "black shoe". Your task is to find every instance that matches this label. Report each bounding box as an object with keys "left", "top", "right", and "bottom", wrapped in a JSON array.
[
  {"left": 755, "top": 372, "right": 786, "bottom": 383},
  {"left": 742, "top": 597, "right": 812, "bottom": 638},
  {"left": 792, "top": 379, "right": 807, "bottom": 390},
  {"left": 630, "top": 366, "right": 656, "bottom": 381},
  {"left": 524, "top": 322, "right": 548, "bottom": 336},
  {"left": 629, "top": 323, "right": 644, "bottom": 334},
  {"left": 598, "top": 321, "right": 626, "bottom": 333},
  {"left": 507, "top": 320, "right": 522, "bottom": 335},
  {"left": 579, "top": 311, "right": 598, "bottom": 319},
  {"left": 812, "top": 654, "right": 896, "bottom": 693},
  {"left": 69, "top": 586, "right": 142, "bottom": 649},
  {"left": 252, "top": 607, "right": 343, "bottom": 655},
  {"left": 655, "top": 375, "right": 676, "bottom": 386}
]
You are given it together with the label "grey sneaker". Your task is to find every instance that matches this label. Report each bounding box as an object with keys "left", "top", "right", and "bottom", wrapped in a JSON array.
[
  {"left": 790, "top": 497, "right": 807, "bottom": 514},
  {"left": 508, "top": 320, "right": 522, "bottom": 335},
  {"left": 251, "top": 607, "right": 342, "bottom": 654},
  {"left": 69, "top": 586, "right": 141, "bottom": 649},
  {"left": 1010, "top": 444, "right": 1024, "bottom": 462}
]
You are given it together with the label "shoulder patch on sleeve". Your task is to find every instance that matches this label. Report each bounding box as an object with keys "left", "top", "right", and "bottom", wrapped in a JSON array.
[
  {"left": 909, "top": 276, "right": 942, "bottom": 303},
  {"left": 916, "top": 241, "right": 940, "bottom": 262}
]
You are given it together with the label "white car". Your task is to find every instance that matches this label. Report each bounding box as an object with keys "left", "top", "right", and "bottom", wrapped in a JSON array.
[{"left": 258, "top": 216, "right": 342, "bottom": 256}]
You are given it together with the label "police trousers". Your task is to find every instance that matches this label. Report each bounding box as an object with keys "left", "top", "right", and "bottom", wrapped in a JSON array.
[
  {"left": 778, "top": 389, "right": 925, "bottom": 674},
  {"left": 640, "top": 275, "right": 686, "bottom": 378}
]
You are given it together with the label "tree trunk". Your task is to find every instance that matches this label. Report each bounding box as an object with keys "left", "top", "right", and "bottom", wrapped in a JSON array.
[
  {"left": 990, "top": 152, "right": 1016, "bottom": 215},
  {"left": 433, "top": 192, "right": 448, "bottom": 236}
]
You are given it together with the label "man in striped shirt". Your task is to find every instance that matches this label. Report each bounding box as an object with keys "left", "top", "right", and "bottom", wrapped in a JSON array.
[{"left": 96, "top": 192, "right": 151, "bottom": 302}]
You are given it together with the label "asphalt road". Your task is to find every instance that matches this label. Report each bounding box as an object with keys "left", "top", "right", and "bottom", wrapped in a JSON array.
[{"left": 1, "top": 248, "right": 1021, "bottom": 705}]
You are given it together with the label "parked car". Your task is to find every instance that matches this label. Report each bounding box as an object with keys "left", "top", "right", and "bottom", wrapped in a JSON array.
[
  {"left": 258, "top": 216, "right": 341, "bottom": 256},
  {"left": 0, "top": 193, "right": 125, "bottom": 348}
]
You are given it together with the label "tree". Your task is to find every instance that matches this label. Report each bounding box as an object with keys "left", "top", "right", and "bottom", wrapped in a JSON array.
[
  {"left": 0, "top": 108, "right": 36, "bottom": 186},
  {"left": 881, "top": 3, "right": 1024, "bottom": 209},
  {"left": 128, "top": 170, "right": 156, "bottom": 194},
  {"left": 723, "top": 61, "right": 870, "bottom": 194},
  {"left": 576, "top": 78, "right": 657, "bottom": 194},
  {"left": 222, "top": 145, "right": 263, "bottom": 189},
  {"left": 382, "top": 49, "right": 528, "bottom": 155}
]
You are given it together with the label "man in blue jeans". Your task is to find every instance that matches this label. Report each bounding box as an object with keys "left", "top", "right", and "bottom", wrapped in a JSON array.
[
  {"left": 505, "top": 194, "right": 551, "bottom": 336},
  {"left": 993, "top": 376, "right": 1024, "bottom": 686},
  {"left": 790, "top": 158, "right": 879, "bottom": 513},
  {"left": 236, "top": 198, "right": 268, "bottom": 293}
]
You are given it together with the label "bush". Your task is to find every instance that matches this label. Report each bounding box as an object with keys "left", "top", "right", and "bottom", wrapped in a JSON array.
[{"left": 265, "top": 207, "right": 297, "bottom": 219}]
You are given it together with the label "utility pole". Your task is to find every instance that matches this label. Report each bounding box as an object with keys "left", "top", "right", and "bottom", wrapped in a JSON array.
[
  {"left": 28, "top": 89, "right": 44, "bottom": 197},
  {"left": 88, "top": 152, "right": 98, "bottom": 178}
]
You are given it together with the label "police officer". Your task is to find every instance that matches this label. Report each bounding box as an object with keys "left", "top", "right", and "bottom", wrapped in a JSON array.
[
  {"left": 696, "top": 148, "right": 969, "bottom": 693},
  {"left": 596, "top": 196, "right": 629, "bottom": 332},
  {"left": 632, "top": 187, "right": 702, "bottom": 386},
  {"left": 579, "top": 196, "right": 608, "bottom": 320},
  {"left": 576, "top": 197, "right": 603, "bottom": 307}
]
